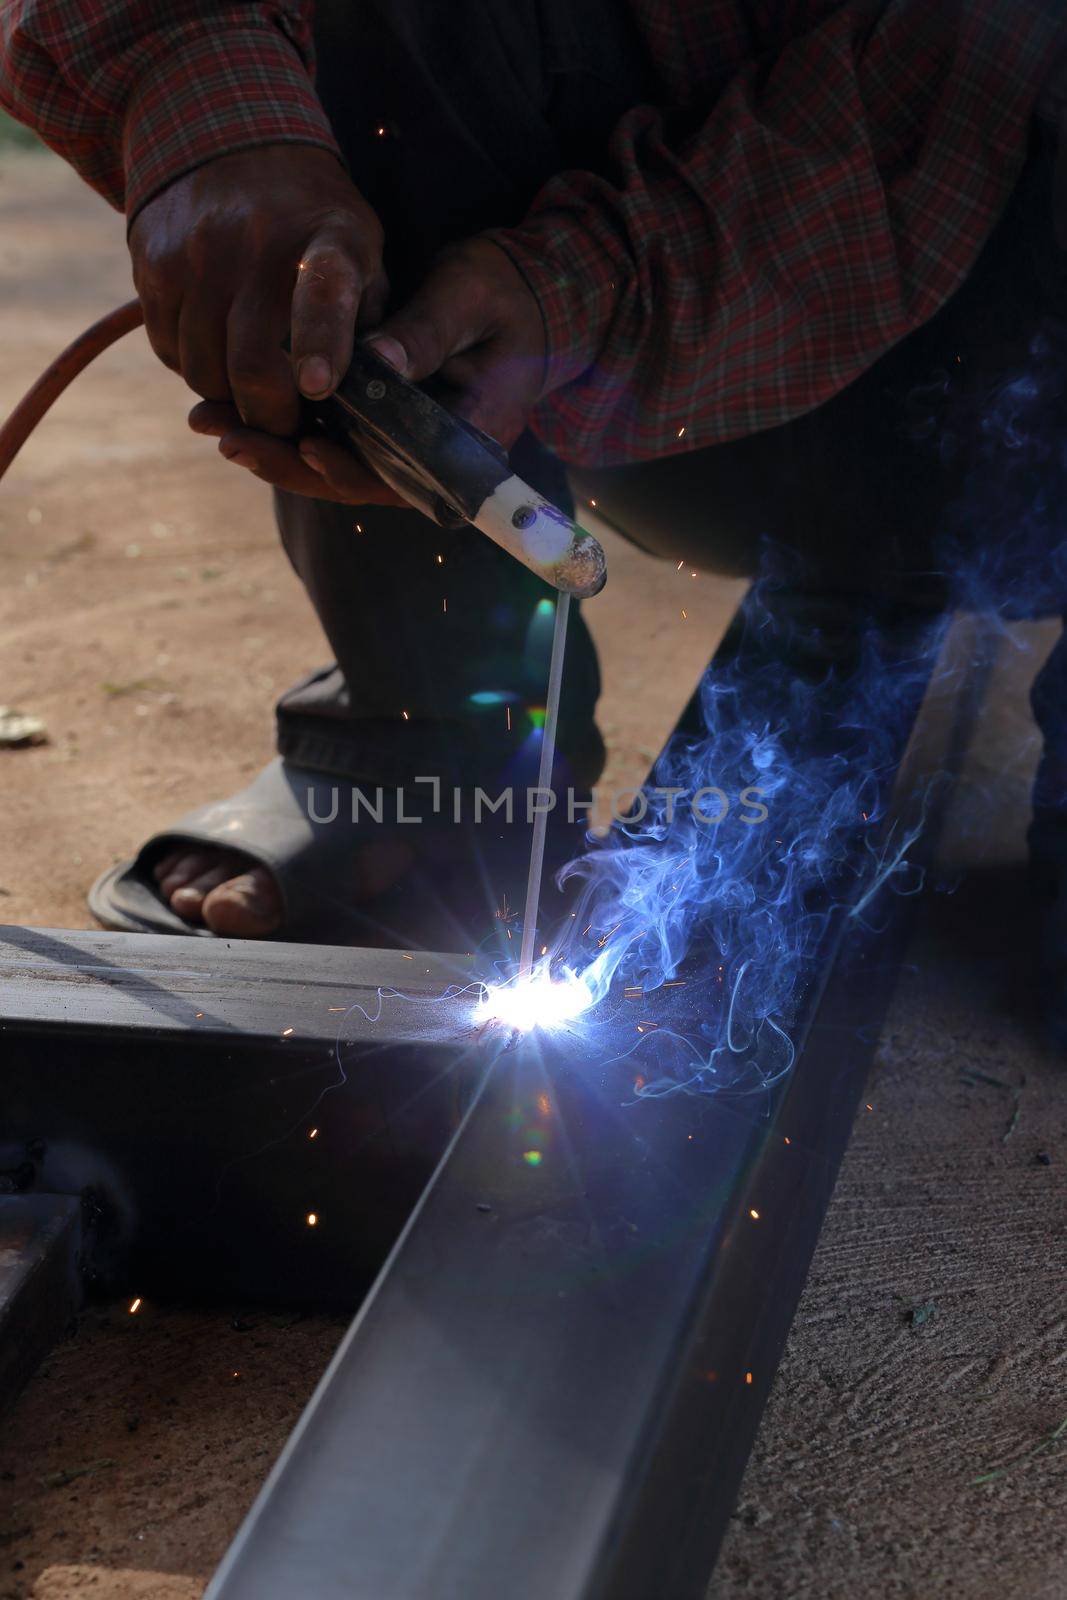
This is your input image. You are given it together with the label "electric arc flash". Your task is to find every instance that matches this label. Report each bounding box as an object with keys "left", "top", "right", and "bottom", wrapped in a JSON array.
[{"left": 477, "top": 968, "right": 593, "bottom": 1032}]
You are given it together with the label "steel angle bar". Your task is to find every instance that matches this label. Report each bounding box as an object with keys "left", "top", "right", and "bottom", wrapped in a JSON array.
[
  {"left": 1, "top": 930, "right": 485, "bottom": 1304},
  {"left": 208, "top": 612, "right": 996, "bottom": 1600}
]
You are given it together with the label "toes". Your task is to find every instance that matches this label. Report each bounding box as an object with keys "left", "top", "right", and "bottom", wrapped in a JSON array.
[
  {"left": 168, "top": 861, "right": 243, "bottom": 922},
  {"left": 152, "top": 847, "right": 190, "bottom": 884},
  {"left": 202, "top": 868, "right": 283, "bottom": 938},
  {"left": 155, "top": 848, "right": 220, "bottom": 894}
]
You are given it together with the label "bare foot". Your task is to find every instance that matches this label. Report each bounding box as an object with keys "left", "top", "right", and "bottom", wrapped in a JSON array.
[
  {"left": 153, "top": 848, "right": 283, "bottom": 937},
  {"left": 151, "top": 838, "right": 417, "bottom": 938}
]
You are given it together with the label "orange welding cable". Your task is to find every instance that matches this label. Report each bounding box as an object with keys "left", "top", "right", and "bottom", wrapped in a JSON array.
[{"left": 0, "top": 298, "right": 145, "bottom": 481}]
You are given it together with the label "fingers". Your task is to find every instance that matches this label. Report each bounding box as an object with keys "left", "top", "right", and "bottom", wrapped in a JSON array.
[
  {"left": 366, "top": 254, "right": 485, "bottom": 384},
  {"left": 362, "top": 240, "right": 545, "bottom": 449},
  {"left": 227, "top": 275, "right": 301, "bottom": 436},
  {"left": 290, "top": 229, "right": 361, "bottom": 400},
  {"left": 129, "top": 211, "right": 183, "bottom": 375},
  {"left": 177, "top": 291, "right": 231, "bottom": 402},
  {"left": 133, "top": 271, "right": 182, "bottom": 375},
  {"left": 189, "top": 402, "right": 402, "bottom": 504},
  {"left": 297, "top": 435, "right": 405, "bottom": 504}
]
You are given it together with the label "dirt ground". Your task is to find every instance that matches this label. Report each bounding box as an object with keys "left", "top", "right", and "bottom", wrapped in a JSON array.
[{"left": 1, "top": 148, "right": 1065, "bottom": 1600}]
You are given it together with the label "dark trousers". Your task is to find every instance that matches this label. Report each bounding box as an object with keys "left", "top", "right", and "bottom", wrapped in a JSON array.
[{"left": 273, "top": 0, "right": 1067, "bottom": 825}]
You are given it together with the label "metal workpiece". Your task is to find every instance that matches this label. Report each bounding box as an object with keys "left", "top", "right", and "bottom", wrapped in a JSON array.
[
  {"left": 0, "top": 1194, "right": 82, "bottom": 1415},
  {"left": 1, "top": 929, "right": 487, "bottom": 1305},
  {"left": 208, "top": 615, "right": 993, "bottom": 1600}
]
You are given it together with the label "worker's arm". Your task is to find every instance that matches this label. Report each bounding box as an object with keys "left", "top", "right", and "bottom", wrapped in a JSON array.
[
  {"left": 0, "top": 0, "right": 389, "bottom": 474},
  {"left": 193, "top": 0, "right": 1065, "bottom": 504},
  {"left": 373, "top": 0, "right": 1065, "bottom": 470},
  {"left": 0, "top": 0, "right": 339, "bottom": 214}
]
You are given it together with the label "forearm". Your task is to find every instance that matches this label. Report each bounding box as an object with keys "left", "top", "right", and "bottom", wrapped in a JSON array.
[
  {"left": 0, "top": 0, "right": 341, "bottom": 215},
  {"left": 489, "top": 0, "right": 1066, "bottom": 466}
]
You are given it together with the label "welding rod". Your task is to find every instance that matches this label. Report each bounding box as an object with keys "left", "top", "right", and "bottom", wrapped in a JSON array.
[{"left": 518, "top": 590, "right": 572, "bottom": 976}]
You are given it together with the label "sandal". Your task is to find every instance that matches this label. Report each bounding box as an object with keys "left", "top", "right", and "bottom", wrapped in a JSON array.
[{"left": 88, "top": 758, "right": 583, "bottom": 950}]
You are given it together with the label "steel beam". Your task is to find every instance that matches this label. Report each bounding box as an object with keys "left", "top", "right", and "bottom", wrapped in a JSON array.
[
  {"left": 1, "top": 933, "right": 485, "bottom": 1304},
  {"left": 207, "top": 614, "right": 992, "bottom": 1600},
  {"left": 0, "top": 1194, "right": 82, "bottom": 1413}
]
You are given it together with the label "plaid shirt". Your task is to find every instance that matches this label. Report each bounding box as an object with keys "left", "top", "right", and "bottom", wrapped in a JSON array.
[{"left": 0, "top": 0, "right": 1062, "bottom": 465}]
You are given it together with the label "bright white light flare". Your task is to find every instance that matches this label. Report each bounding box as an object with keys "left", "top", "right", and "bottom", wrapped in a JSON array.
[{"left": 477, "top": 968, "right": 593, "bottom": 1032}]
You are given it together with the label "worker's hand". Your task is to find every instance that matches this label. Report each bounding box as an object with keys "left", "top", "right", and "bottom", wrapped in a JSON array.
[
  {"left": 364, "top": 237, "right": 547, "bottom": 448},
  {"left": 129, "top": 144, "right": 388, "bottom": 444},
  {"left": 183, "top": 235, "right": 547, "bottom": 505}
]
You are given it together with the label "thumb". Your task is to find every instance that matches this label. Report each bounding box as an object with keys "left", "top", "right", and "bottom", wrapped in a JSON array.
[{"left": 365, "top": 266, "right": 484, "bottom": 384}]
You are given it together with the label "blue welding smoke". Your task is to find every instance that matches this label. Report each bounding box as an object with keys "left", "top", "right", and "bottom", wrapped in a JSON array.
[
  {"left": 548, "top": 319, "right": 1067, "bottom": 1096},
  {"left": 551, "top": 574, "right": 938, "bottom": 1096}
]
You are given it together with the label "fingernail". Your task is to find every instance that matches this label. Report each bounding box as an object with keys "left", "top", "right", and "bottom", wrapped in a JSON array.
[
  {"left": 298, "top": 355, "right": 336, "bottom": 397},
  {"left": 299, "top": 444, "right": 326, "bottom": 474},
  {"left": 223, "top": 450, "right": 257, "bottom": 470},
  {"left": 365, "top": 335, "right": 408, "bottom": 375}
]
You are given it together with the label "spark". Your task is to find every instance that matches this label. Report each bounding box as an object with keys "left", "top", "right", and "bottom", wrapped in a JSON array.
[
  {"left": 589, "top": 499, "right": 597, "bottom": 508},
  {"left": 749, "top": 1208, "right": 760, "bottom": 1220},
  {"left": 355, "top": 523, "right": 363, "bottom": 534},
  {"left": 677, "top": 560, "right": 685, "bottom": 571},
  {"left": 281, "top": 1026, "right": 294, "bottom": 1038},
  {"left": 506, "top": 705, "right": 512, "bottom": 731},
  {"left": 678, "top": 426, "right": 686, "bottom": 437},
  {"left": 195, "top": 1012, "right": 204, "bottom": 1019},
  {"left": 376, "top": 125, "right": 386, "bottom": 137},
  {"left": 306, "top": 1212, "right": 319, "bottom": 1227},
  {"left": 308, "top": 1127, "right": 319, "bottom": 1140},
  {"left": 537, "top": 1094, "right": 551, "bottom": 1116},
  {"left": 865, "top": 1103, "right": 874, "bottom": 1111},
  {"left": 128, "top": 1297, "right": 142, "bottom": 1315},
  {"left": 402, "top": 710, "right": 409, "bottom": 720},
  {"left": 681, "top": 609, "right": 688, "bottom": 620},
  {"left": 745, "top": 1371, "right": 753, "bottom": 1385},
  {"left": 436, "top": 553, "right": 444, "bottom": 564},
  {"left": 783, "top": 1136, "right": 791, "bottom": 1145},
  {"left": 443, "top": 598, "right": 447, "bottom": 613}
]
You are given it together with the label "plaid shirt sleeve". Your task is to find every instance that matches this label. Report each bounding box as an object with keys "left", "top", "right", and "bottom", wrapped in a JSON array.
[
  {"left": 0, "top": 0, "right": 342, "bottom": 218},
  {"left": 489, "top": 0, "right": 1066, "bottom": 466}
]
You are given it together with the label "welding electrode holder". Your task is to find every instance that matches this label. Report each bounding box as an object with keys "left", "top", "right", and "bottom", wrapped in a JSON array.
[
  {"left": 0, "top": 304, "right": 604, "bottom": 599},
  {"left": 307, "top": 343, "right": 607, "bottom": 599}
]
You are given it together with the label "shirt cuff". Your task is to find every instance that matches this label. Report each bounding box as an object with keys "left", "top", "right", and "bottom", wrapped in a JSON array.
[
  {"left": 484, "top": 217, "right": 622, "bottom": 397},
  {"left": 123, "top": 25, "right": 342, "bottom": 221}
]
